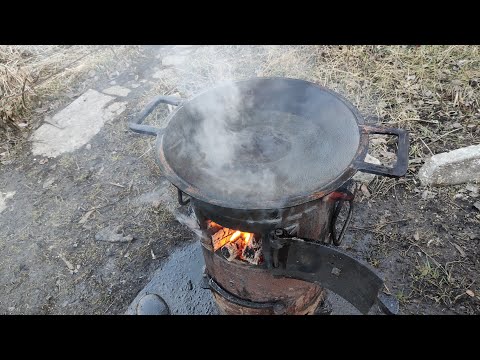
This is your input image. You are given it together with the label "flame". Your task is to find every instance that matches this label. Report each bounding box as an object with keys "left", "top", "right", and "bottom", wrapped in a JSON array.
[
  {"left": 229, "top": 231, "right": 242, "bottom": 242},
  {"left": 210, "top": 222, "right": 255, "bottom": 255},
  {"left": 244, "top": 233, "right": 251, "bottom": 245}
]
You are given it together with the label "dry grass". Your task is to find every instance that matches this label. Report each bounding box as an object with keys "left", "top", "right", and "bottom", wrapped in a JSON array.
[
  {"left": 261, "top": 46, "right": 480, "bottom": 158},
  {"left": 0, "top": 45, "right": 142, "bottom": 161}
]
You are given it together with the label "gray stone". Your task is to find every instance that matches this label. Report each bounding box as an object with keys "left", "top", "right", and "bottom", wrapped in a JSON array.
[
  {"left": 466, "top": 184, "right": 479, "bottom": 194},
  {"left": 95, "top": 225, "right": 134, "bottom": 243},
  {"left": 418, "top": 144, "right": 480, "bottom": 186},
  {"left": 42, "top": 178, "right": 55, "bottom": 189},
  {"left": 102, "top": 85, "right": 131, "bottom": 97},
  {"left": 31, "top": 89, "right": 126, "bottom": 158},
  {"left": 421, "top": 190, "right": 437, "bottom": 200},
  {"left": 0, "top": 191, "right": 15, "bottom": 213},
  {"left": 352, "top": 154, "right": 382, "bottom": 184}
]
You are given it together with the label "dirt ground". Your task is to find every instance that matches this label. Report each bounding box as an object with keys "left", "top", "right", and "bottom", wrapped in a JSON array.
[{"left": 0, "top": 45, "right": 479, "bottom": 314}]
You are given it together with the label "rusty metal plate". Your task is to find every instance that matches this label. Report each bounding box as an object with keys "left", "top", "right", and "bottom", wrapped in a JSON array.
[{"left": 270, "top": 237, "right": 384, "bottom": 314}]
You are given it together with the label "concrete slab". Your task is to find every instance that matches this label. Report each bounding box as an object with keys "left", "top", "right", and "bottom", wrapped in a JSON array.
[{"left": 31, "top": 89, "right": 126, "bottom": 158}]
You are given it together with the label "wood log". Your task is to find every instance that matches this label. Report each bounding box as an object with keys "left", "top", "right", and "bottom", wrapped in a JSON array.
[
  {"left": 241, "top": 236, "right": 262, "bottom": 265},
  {"left": 220, "top": 242, "right": 240, "bottom": 261},
  {"left": 212, "top": 228, "right": 235, "bottom": 251}
]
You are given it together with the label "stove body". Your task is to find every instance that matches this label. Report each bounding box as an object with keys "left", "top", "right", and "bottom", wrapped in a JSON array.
[{"left": 189, "top": 186, "right": 355, "bottom": 315}]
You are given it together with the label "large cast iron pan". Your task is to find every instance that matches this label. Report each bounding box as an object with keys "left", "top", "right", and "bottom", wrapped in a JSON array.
[{"left": 130, "top": 78, "right": 409, "bottom": 210}]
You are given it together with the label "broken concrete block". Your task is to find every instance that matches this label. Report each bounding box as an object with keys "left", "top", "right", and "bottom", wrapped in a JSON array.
[
  {"left": 418, "top": 144, "right": 480, "bottom": 186},
  {"left": 31, "top": 89, "right": 126, "bottom": 158},
  {"left": 353, "top": 154, "right": 382, "bottom": 184}
]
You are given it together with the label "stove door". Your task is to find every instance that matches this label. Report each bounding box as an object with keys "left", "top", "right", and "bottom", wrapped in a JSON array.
[{"left": 267, "top": 235, "right": 398, "bottom": 315}]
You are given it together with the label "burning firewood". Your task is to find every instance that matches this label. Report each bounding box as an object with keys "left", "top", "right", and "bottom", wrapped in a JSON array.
[
  {"left": 220, "top": 242, "right": 240, "bottom": 261},
  {"left": 207, "top": 220, "right": 223, "bottom": 234},
  {"left": 212, "top": 228, "right": 236, "bottom": 251},
  {"left": 211, "top": 223, "right": 263, "bottom": 264},
  {"left": 241, "top": 236, "right": 262, "bottom": 265}
]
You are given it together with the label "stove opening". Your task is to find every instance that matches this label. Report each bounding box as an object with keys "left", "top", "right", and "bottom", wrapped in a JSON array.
[{"left": 206, "top": 220, "right": 263, "bottom": 265}]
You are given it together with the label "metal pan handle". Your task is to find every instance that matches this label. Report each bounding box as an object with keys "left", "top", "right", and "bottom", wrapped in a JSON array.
[
  {"left": 353, "top": 125, "right": 409, "bottom": 177},
  {"left": 129, "top": 95, "right": 183, "bottom": 136}
]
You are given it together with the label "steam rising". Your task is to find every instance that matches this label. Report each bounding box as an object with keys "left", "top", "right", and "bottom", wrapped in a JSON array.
[{"left": 153, "top": 46, "right": 360, "bottom": 212}]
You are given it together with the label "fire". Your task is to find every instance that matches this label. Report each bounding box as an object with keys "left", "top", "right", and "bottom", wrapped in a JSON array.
[
  {"left": 229, "top": 231, "right": 242, "bottom": 242},
  {"left": 208, "top": 220, "right": 261, "bottom": 264}
]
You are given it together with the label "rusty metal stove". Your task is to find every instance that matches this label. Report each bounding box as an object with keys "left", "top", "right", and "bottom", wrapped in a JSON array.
[
  {"left": 129, "top": 78, "right": 409, "bottom": 315},
  {"left": 177, "top": 181, "right": 396, "bottom": 316},
  {"left": 193, "top": 191, "right": 346, "bottom": 315}
]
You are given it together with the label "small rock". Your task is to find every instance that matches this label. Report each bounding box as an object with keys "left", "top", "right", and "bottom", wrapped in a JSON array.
[
  {"left": 421, "top": 190, "right": 436, "bottom": 200},
  {"left": 187, "top": 280, "right": 193, "bottom": 290},
  {"left": 85, "top": 144, "right": 92, "bottom": 150},
  {"left": 454, "top": 193, "right": 465, "bottom": 200},
  {"left": 8, "top": 307, "right": 15, "bottom": 312},
  {"left": 39, "top": 158, "right": 48, "bottom": 165},
  {"left": 465, "top": 184, "right": 478, "bottom": 194},
  {"left": 93, "top": 76, "right": 99, "bottom": 81},
  {"left": 42, "top": 177, "right": 55, "bottom": 189},
  {"left": 418, "top": 144, "right": 480, "bottom": 186},
  {"left": 360, "top": 184, "right": 371, "bottom": 197},
  {"left": 331, "top": 267, "right": 342, "bottom": 276},
  {"left": 467, "top": 233, "right": 479, "bottom": 240},
  {"left": 466, "top": 289, "right": 475, "bottom": 297},
  {"left": 473, "top": 202, "right": 480, "bottom": 211},
  {"left": 452, "top": 122, "right": 462, "bottom": 129},
  {"left": 413, "top": 231, "right": 420, "bottom": 241},
  {"left": 95, "top": 225, "right": 134, "bottom": 243}
]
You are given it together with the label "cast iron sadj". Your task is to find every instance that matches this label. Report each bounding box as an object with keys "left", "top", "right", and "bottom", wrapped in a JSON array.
[{"left": 130, "top": 78, "right": 409, "bottom": 315}]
